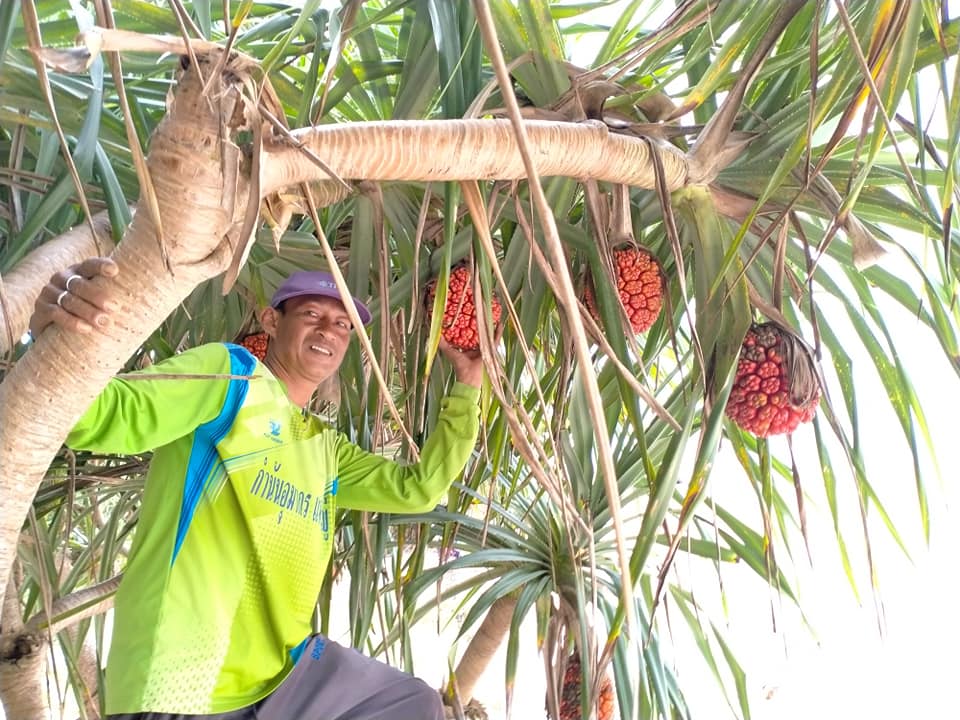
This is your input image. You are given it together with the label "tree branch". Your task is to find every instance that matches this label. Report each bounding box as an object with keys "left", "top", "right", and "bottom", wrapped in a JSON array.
[
  {"left": 0, "top": 211, "right": 115, "bottom": 354},
  {"left": 260, "top": 119, "right": 688, "bottom": 196}
]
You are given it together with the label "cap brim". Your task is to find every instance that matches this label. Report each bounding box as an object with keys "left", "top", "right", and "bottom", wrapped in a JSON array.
[{"left": 272, "top": 288, "right": 372, "bottom": 325}]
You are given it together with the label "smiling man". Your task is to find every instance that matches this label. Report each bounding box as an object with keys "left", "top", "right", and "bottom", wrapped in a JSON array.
[{"left": 32, "top": 264, "right": 483, "bottom": 720}]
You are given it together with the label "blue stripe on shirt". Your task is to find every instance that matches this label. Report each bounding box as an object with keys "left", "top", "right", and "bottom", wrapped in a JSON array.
[{"left": 171, "top": 344, "right": 256, "bottom": 564}]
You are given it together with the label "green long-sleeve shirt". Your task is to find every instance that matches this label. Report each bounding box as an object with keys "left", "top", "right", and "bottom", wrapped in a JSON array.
[{"left": 67, "top": 342, "right": 480, "bottom": 715}]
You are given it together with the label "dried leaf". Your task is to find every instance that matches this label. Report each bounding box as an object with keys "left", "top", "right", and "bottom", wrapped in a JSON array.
[{"left": 847, "top": 214, "right": 887, "bottom": 270}]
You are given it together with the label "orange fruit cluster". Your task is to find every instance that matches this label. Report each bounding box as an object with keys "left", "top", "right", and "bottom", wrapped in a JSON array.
[
  {"left": 726, "top": 323, "right": 820, "bottom": 436},
  {"left": 584, "top": 247, "right": 664, "bottom": 334},
  {"left": 240, "top": 332, "right": 269, "bottom": 361},
  {"left": 425, "top": 266, "right": 502, "bottom": 351}
]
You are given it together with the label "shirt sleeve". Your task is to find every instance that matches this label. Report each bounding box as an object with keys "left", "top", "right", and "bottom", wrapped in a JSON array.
[
  {"left": 65, "top": 343, "right": 235, "bottom": 454},
  {"left": 334, "top": 382, "right": 481, "bottom": 513}
]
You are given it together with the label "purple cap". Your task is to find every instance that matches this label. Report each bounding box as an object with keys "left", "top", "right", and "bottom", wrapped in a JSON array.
[{"left": 270, "top": 271, "right": 372, "bottom": 325}]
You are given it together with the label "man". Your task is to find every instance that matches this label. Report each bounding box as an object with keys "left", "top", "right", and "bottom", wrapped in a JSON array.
[{"left": 31, "top": 259, "right": 483, "bottom": 720}]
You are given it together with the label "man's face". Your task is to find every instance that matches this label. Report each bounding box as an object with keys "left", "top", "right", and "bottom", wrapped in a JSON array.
[{"left": 261, "top": 295, "right": 353, "bottom": 385}]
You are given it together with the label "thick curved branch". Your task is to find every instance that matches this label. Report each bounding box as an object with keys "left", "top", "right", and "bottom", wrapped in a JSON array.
[
  {"left": 0, "top": 52, "right": 247, "bottom": 613},
  {"left": 0, "top": 212, "right": 116, "bottom": 354},
  {"left": 261, "top": 119, "right": 689, "bottom": 196}
]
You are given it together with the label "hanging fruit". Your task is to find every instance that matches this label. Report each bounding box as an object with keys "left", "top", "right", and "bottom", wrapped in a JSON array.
[
  {"left": 240, "top": 331, "right": 269, "bottom": 361},
  {"left": 583, "top": 245, "right": 664, "bottom": 334},
  {"left": 425, "top": 265, "right": 502, "bottom": 351},
  {"left": 726, "top": 322, "right": 820, "bottom": 437},
  {"left": 556, "top": 653, "right": 615, "bottom": 720}
]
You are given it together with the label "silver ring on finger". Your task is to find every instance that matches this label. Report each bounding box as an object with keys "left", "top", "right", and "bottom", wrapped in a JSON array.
[
  {"left": 65, "top": 274, "right": 83, "bottom": 292},
  {"left": 56, "top": 290, "right": 69, "bottom": 308}
]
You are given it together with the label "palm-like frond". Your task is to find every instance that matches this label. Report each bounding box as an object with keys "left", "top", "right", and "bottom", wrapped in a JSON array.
[{"left": 1, "top": 2, "right": 958, "bottom": 719}]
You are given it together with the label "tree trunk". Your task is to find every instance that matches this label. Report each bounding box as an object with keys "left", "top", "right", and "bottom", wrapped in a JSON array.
[
  {"left": 0, "top": 622, "right": 103, "bottom": 720},
  {"left": 0, "top": 211, "right": 116, "bottom": 354},
  {"left": 0, "top": 50, "right": 252, "bottom": 611},
  {"left": 0, "top": 633, "right": 48, "bottom": 720},
  {"left": 0, "top": 565, "right": 118, "bottom": 719},
  {"left": 449, "top": 594, "right": 517, "bottom": 706},
  {"left": 0, "top": 571, "right": 50, "bottom": 720}
]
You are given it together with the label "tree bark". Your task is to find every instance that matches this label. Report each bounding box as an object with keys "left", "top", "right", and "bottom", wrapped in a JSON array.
[
  {"left": 0, "top": 632, "right": 48, "bottom": 720},
  {"left": 261, "top": 119, "right": 689, "bottom": 196},
  {"left": 0, "top": 571, "right": 50, "bottom": 720},
  {"left": 449, "top": 594, "right": 518, "bottom": 706},
  {"left": 0, "top": 50, "right": 251, "bottom": 612},
  {"left": 0, "top": 212, "right": 116, "bottom": 354},
  {"left": 0, "top": 548, "right": 117, "bottom": 718}
]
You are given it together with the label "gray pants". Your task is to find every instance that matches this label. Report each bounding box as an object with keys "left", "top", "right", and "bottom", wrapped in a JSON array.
[{"left": 108, "top": 635, "right": 444, "bottom": 720}]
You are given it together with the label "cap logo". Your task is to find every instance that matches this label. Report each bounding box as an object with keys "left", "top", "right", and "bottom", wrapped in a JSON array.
[{"left": 269, "top": 270, "right": 372, "bottom": 324}]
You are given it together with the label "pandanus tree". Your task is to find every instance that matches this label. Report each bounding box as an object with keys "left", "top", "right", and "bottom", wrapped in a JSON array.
[{"left": 1, "top": 1, "right": 958, "bottom": 718}]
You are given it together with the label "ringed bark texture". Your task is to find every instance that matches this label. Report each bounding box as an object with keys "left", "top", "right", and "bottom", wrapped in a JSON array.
[
  {"left": 451, "top": 594, "right": 518, "bottom": 705},
  {"left": 0, "top": 211, "right": 116, "bottom": 354},
  {"left": 261, "top": 119, "right": 689, "bottom": 196},
  {"left": 0, "top": 53, "right": 251, "bottom": 612},
  {"left": 0, "top": 572, "right": 48, "bottom": 720},
  {"left": 0, "top": 633, "right": 48, "bottom": 720}
]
